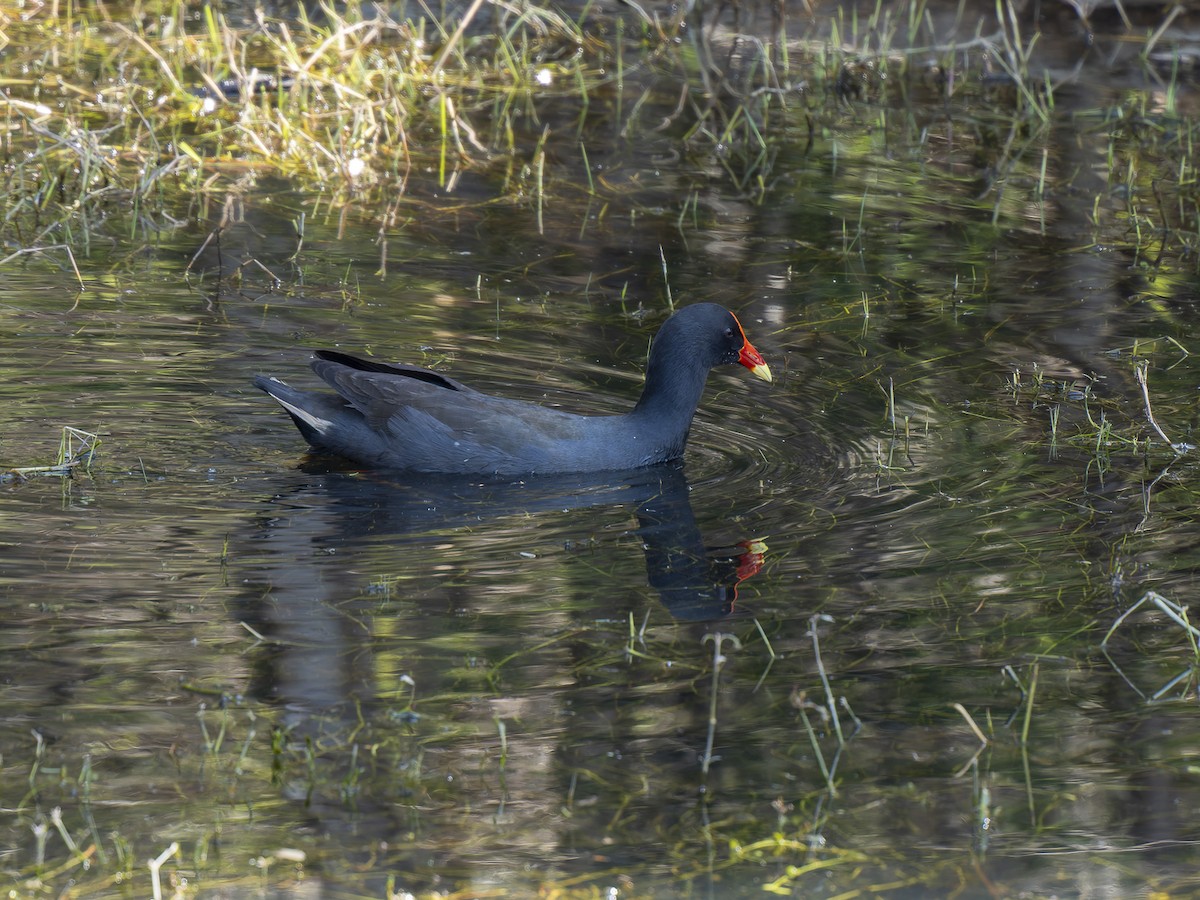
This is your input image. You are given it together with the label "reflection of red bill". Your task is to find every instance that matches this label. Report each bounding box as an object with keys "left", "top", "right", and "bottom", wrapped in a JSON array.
[{"left": 735, "top": 538, "right": 768, "bottom": 586}]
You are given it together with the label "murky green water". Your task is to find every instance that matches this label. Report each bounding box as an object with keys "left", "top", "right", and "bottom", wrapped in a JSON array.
[{"left": 6, "top": 6, "right": 1200, "bottom": 899}]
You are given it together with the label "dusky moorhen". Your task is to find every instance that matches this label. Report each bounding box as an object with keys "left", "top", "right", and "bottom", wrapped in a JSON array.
[{"left": 255, "top": 302, "right": 771, "bottom": 475}]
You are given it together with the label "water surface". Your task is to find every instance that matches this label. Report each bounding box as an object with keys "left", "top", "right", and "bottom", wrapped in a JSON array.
[{"left": 5, "top": 5, "right": 1200, "bottom": 898}]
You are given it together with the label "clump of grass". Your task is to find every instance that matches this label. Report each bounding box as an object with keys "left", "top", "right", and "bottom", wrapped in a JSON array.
[
  {"left": 1006, "top": 344, "right": 1194, "bottom": 468},
  {"left": 0, "top": 0, "right": 614, "bottom": 256},
  {"left": 1, "top": 426, "right": 99, "bottom": 483},
  {"left": 3, "top": 0, "right": 1199, "bottom": 289},
  {"left": 1102, "top": 590, "right": 1200, "bottom": 700},
  {"left": 1093, "top": 92, "right": 1200, "bottom": 271},
  {"left": 6, "top": 703, "right": 383, "bottom": 897}
]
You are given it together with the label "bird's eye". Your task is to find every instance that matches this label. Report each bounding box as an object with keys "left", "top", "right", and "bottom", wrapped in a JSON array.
[{"left": 724, "top": 327, "right": 734, "bottom": 337}]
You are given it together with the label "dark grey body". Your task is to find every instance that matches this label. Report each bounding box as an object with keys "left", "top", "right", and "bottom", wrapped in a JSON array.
[{"left": 255, "top": 303, "right": 767, "bottom": 475}]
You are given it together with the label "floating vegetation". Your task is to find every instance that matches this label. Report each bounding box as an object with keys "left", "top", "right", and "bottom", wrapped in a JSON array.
[{"left": 1, "top": 426, "right": 99, "bottom": 484}]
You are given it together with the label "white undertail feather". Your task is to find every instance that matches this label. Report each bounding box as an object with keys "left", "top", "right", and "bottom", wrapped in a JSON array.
[{"left": 265, "top": 379, "right": 333, "bottom": 435}]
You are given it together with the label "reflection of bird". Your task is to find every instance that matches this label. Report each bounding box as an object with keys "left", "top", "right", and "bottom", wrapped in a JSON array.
[
  {"left": 255, "top": 303, "right": 771, "bottom": 475},
  {"left": 635, "top": 469, "right": 767, "bottom": 620},
  {"left": 248, "top": 462, "right": 767, "bottom": 622}
]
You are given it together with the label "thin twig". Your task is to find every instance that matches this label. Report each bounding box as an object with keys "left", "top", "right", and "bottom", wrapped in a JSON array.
[
  {"left": 0, "top": 245, "right": 85, "bottom": 292},
  {"left": 1134, "top": 361, "right": 1181, "bottom": 453},
  {"left": 700, "top": 632, "right": 739, "bottom": 776},
  {"left": 809, "top": 615, "right": 843, "bottom": 745},
  {"left": 430, "top": 0, "right": 487, "bottom": 76}
]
